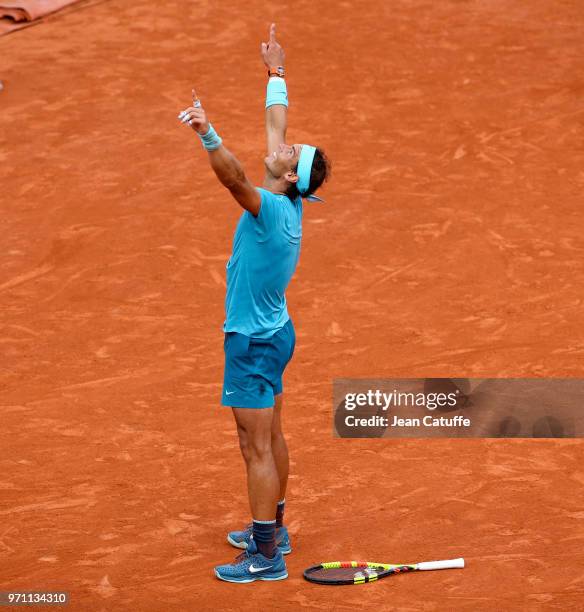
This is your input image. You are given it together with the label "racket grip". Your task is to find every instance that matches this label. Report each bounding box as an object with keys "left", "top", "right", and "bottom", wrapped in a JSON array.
[{"left": 417, "top": 558, "right": 465, "bottom": 571}]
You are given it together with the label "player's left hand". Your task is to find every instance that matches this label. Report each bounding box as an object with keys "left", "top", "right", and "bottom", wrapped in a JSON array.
[{"left": 178, "top": 89, "right": 209, "bottom": 134}]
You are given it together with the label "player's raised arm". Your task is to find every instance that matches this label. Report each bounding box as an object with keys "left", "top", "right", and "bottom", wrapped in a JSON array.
[
  {"left": 178, "top": 89, "right": 261, "bottom": 216},
  {"left": 261, "top": 23, "right": 287, "bottom": 157}
]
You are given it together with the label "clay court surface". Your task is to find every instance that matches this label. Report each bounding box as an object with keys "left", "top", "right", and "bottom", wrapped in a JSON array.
[{"left": 2, "top": 0, "right": 584, "bottom": 610}]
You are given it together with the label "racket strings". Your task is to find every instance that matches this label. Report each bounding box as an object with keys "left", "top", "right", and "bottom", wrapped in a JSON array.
[{"left": 306, "top": 562, "right": 415, "bottom": 584}]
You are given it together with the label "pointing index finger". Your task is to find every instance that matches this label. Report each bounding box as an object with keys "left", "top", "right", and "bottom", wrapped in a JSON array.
[
  {"left": 192, "top": 88, "right": 201, "bottom": 108},
  {"left": 269, "top": 23, "right": 276, "bottom": 44}
]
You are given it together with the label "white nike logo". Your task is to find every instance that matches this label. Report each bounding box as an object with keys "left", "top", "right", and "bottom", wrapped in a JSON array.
[
  {"left": 226, "top": 391, "right": 235, "bottom": 395},
  {"left": 249, "top": 564, "right": 273, "bottom": 573}
]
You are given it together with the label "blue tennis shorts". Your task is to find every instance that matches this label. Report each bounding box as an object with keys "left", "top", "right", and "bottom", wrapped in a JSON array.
[{"left": 221, "top": 319, "right": 296, "bottom": 408}]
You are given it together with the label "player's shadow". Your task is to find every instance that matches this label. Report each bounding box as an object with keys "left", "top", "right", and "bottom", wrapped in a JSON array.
[{"left": 424, "top": 378, "right": 575, "bottom": 438}]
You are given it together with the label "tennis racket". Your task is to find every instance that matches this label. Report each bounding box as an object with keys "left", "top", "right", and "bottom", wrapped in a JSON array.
[{"left": 303, "top": 557, "right": 465, "bottom": 585}]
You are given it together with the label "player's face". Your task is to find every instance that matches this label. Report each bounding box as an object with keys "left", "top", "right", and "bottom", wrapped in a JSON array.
[{"left": 264, "top": 143, "right": 302, "bottom": 178}]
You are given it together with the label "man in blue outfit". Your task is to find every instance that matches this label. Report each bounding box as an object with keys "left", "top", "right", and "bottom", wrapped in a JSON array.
[{"left": 179, "top": 24, "right": 331, "bottom": 583}]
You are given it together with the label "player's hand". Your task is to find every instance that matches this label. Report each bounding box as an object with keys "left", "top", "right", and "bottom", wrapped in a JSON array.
[
  {"left": 177, "top": 89, "right": 210, "bottom": 134},
  {"left": 260, "top": 23, "right": 285, "bottom": 69}
]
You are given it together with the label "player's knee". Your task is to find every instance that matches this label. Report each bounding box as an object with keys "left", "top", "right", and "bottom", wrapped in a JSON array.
[
  {"left": 270, "top": 427, "right": 285, "bottom": 444},
  {"left": 237, "top": 431, "right": 271, "bottom": 462},
  {"left": 238, "top": 437, "right": 252, "bottom": 462},
  {"left": 236, "top": 427, "right": 252, "bottom": 461},
  {"left": 246, "top": 435, "right": 272, "bottom": 461}
]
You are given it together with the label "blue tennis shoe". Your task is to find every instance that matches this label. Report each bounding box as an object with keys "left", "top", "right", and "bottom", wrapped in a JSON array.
[
  {"left": 214, "top": 539, "right": 288, "bottom": 583},
  {"left": 227, "top": 524, "right": 292, "bottom": 555}
]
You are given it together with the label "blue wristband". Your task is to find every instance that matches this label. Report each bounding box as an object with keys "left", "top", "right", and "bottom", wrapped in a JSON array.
[
  {"left": 198, "top": 122, "right": 223, "bottom": 151},
  {"left": 266, "top": 77, "right": 288, "bottom": 109}
]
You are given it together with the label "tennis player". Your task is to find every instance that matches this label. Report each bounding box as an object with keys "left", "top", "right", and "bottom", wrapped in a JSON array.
[{"left": 178, "top": 24, "right": 330, "bottom": 583}]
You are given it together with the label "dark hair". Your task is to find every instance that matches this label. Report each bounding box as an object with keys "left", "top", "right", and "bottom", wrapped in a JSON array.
[{"left": 285, "top": 147, "right": 331, "bottom": 201}]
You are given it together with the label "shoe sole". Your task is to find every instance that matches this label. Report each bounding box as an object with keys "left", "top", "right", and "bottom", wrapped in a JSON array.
[
  {"left": 226, "top": 535, "right": 292, "bottom": 555},
  {"left": 214, "top": 569, "right": 288, "bottom": 583}
]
